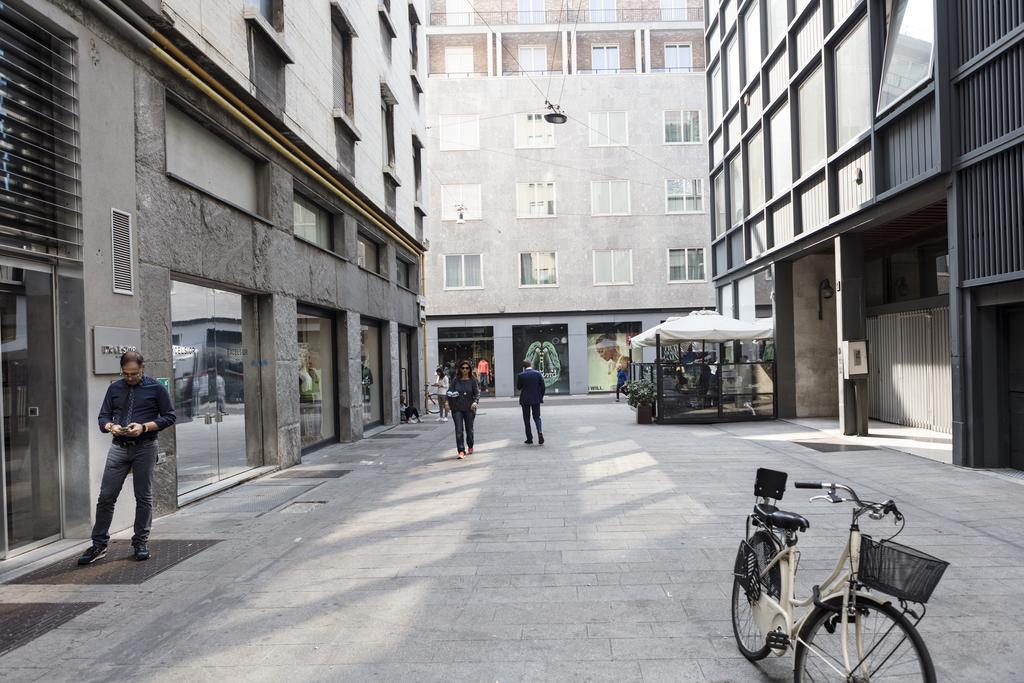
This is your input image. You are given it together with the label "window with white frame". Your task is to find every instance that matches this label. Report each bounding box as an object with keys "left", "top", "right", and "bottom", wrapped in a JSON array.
[
  {"left": 589, "top": 111, "right": 628, "bottom": 146},
  {"left": 591, "top": 45, "right": 620, "bottom": 73},
  {"left": 589, "top": 0, "right": 616, "bottom": 22},
  {"left": 668, "top": 248, "right": 706, "bottom": 282},
  {"left": 440, "top": 184, "right": 482, "bottom": 220},
  {"left": 444, "top": 254, "right": 483, "bottom": 288},
  {"left": 593, "top": 249, "right": 632, "bottom": 285},
  {"left": 444, "top": 46, "right": 474, "bottom": 76},
  {"left": 664, "top": 110, "right": 701, "bottom": 143},
  {"left": 438, "top": 115, "right": 480, "bottom": 150},
  {"left": 517, "top": 182, "right": 556, "bottom": 217},
  {"left": 515, "top": 113, "right": 555, "bottom": 148},
  {"left": 665, "top": 179, "right": 703, "bottom": 213},
  {"left": 520, "top": 251, "right": 558, "bottom": 286},
  {"left": 518, "top": 46, "right": 548, "bottom": 73},
  {"left": 445, "top": 0, "right": 474, "bottom": 25},
  {"left": 591, "top": 180, "right": 630, "bottom": 215},
  {"left": 664, "top": 44, "right": 692, "bottom": 72},
  {"left": 518, "top": 0, "right": 545, "bottom": 23},
  {"left": 660, "top": 0, "right": 689, "bottom": 20}
]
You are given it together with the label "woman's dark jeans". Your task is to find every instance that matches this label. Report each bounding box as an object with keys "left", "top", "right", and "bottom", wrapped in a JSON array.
[{"left": 451, "top": 409, "right": 475, "bottom": 452}]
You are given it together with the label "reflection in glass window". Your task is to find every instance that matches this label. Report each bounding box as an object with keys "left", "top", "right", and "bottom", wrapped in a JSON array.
[
  {"left": 798, "top": 67, "right": 825, "bottom": 175},
  {"left": 517, "top": 182, "right": 556, "bottom": 217},
  {"left": 360, "top": 321, "right": 382, "bottom": 425},
  {"left": 445, "top": 254, "right": 482, "bottom": 288},
  {"left": 515, "top": 113, "right": 555, "bottom": 148},
  {"left": 729, "top": 154, "right": 744, "bottom": 225},
  {"left": 298, "top": 312, "right": 336, "bottom": 447},
  {"left": 769, "top": 103, "right": 791, "bottom": 197},
  {"left": 714, "top": 172, "right": 726, "bottom": 237},
  {"left": 666, "top": 179, "right": 703, "bottom": 213},
  {"left": 520, "top": 252, "right": 558, "bottom": 286},
  {"left": 668, "top": 248, "right": 705, "bottom": 282},
  {"left": 747, "top": 129, "right": 765, "bottom": 210},
  {"left": 593, "top": 249, "right": 632, "bottom": 285},
  {"left": 767, "top": 0, "right": 787, "bottom": 49},
  {"left": 710, "top": 65, "right": 722, "bottom": 125},
  {"left": 725, "top": 37, "right": 741, "bottom": 105},
  {"left": 591, "top": 45, "right": 620, "bottom": 72},
  {"left": 665, "top": 44, "right": 693, "bottom": 72},
  {"left": 744, "top": 3, "right": 761, "bottom": 84},
  {"left": 664, "top": 110, "right": 701, "bottom": 143},
  {"left": 293, "top": 195, "right": 331, "bottom": 249},
  {"left": 357, "top": 235, "right": 380, "bottom": 272},
  {"left": 877, "top": 0, "right": 934, "bottom": 113},
  {"left": 836, "top": 20, "right": 872, "bottom": 147}
]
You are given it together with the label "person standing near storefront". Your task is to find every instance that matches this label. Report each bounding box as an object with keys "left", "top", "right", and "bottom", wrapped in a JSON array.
[
  {"left": 431, "top": 367, "right": 450, "bottom": 423},
  {"left": 616, "top": 364, "right": 629, "bottom": 402},
  {"left": 78, "top": 351, "right": 176, "bottom": 565},
  {"left": 517, "top": 359, "right": 546, "bottom": 445},
  {"left": 447, "top": 361, "right": 480, "bottom": 459},
  {"left": 476, "top": 357, "right": 490, "bottom": 391}
]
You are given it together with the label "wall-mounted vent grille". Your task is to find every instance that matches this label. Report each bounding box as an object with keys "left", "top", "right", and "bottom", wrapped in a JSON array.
[{"left": 111, "top": 209, "right": 134, "bottom": 295}]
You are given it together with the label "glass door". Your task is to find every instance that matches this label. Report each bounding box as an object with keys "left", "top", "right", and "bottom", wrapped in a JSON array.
[
  {"left": 171, "top": 282, "right": 252, "bottom": 496},
  {"left": 0, "top": 260, "right": 60, "bottom": 558}
]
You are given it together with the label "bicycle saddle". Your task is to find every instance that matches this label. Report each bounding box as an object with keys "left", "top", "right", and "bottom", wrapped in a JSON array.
[{"left": 754, "top": 503, "right": 810, "bottom": 532}]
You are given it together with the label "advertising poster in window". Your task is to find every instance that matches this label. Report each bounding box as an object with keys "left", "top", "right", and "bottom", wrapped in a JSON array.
[
  {"left": 512, "top": 324, "right": 570, "bottom": 394},
  {"left": 586, "top": 322, "right": 641, "bottom": 392}
]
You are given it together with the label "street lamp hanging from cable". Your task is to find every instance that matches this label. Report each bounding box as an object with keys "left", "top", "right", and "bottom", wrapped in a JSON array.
[{"left": 544, "top": 100, "right": 567, "bottom": 124}]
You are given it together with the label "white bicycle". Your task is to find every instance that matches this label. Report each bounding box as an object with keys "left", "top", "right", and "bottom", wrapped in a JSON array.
[{"left": 732, "top": 469, "right": 949, "bottom": 681}]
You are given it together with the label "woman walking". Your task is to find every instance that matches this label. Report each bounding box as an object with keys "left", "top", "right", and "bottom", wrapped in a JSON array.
[
  {"left": 447, "top": 360, "right": 480, "bottom": 459},
  {"left": 431, "top": 367, "right": 450, "bottom": 422}
]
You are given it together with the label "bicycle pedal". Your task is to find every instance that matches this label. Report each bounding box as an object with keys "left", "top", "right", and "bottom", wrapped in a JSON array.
[{"left": 765, "top": 630, "right": 790, "bottom": 650}]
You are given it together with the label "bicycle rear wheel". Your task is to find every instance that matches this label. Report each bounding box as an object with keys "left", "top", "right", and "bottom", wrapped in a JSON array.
[
  {"left": 731, "top": 530, "right": 780, "bottom": 661},
  {"left": 794, "top": 598, "right": 935, "bottom": 682}
]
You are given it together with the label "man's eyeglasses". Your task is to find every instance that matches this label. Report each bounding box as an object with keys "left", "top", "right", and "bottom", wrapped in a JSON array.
[{"left": 121, "top": 371, "right": 143, "bottom": 378}]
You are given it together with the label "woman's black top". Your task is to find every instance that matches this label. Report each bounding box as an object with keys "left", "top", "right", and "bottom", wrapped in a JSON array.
[{"left": 446, "top": 377, "right": 480, "bottom": 412}]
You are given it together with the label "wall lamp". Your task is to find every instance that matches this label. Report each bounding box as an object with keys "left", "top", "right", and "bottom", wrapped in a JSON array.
[{"left": 818, "top": 279, "right": 835, "bottom": 320}]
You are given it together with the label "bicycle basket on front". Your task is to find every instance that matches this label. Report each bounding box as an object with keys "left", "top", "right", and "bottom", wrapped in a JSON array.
[{"left": 858, "top": 536, "right": 949, "bottom": 604}]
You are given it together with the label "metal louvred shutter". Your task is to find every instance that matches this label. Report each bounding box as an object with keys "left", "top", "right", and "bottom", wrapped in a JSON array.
[{"left": 111, "top": 209, "right": 134, "bottom": 295}]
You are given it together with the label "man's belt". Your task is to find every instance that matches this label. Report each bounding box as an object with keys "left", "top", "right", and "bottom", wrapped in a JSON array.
[{"left": 112, "top": 435, "right": 157, "bottom": 448}]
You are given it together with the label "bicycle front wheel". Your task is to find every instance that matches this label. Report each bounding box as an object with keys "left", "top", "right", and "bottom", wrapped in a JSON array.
[{"left": 794, "top": 598, "right": 935, "bottom": 682}]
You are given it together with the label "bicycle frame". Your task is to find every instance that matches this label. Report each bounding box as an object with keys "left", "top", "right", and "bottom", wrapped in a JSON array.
[{"left": 746, "top": 519, "right": 890, "bottom": 675}]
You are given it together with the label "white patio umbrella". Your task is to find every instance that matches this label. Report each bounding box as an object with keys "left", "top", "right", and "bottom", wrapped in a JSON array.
[{"left": 631, "top": 310, "right": 774, "bottom": 348}]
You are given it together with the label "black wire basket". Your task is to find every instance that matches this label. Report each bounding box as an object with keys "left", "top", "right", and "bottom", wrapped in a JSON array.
[{"left": 858, "top": 535, "right": 949, "bottom": 604}]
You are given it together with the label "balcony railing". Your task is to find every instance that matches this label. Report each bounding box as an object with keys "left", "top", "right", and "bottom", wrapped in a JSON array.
[
  {"left": 429, "top": 6, "right": 703, "bottom": 26},
  {"left": 428, "top": 71, "right": 490, "bottom": 78},
  {"left": 576, "top": 67, "right": 639, "bottom": 74},
  {"left": 503, "top": 69, "right": 565, "bottom": 76},
  {"left": 650, "top": 66, "right": 702, "bottom": 73}
]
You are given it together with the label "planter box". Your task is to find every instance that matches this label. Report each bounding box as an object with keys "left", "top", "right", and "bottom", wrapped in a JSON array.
[{"left": 636, "top": 404, "right": 653, "bottom": 424}]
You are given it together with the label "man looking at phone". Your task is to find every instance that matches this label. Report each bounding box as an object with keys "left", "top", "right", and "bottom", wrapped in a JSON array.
[{"left": 78, "top": 351, "right": 176, "bottom": 565}]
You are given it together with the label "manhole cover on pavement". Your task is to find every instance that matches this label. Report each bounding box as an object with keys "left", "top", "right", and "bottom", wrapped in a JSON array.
[
  {"left": 187, "top": 484, "right": 322, "bottom": 514},
  {"left": 7, "top": 540, "right": 221, "bottom": 585},
  {"left": 794, "top": 441, "right": 878, "bottom": 453},
  {"left": 272, "top": 469, "right": 350, "bottom": 479},
  {"left": 0, "top": 602, "right": 100, "bottom": 657}
]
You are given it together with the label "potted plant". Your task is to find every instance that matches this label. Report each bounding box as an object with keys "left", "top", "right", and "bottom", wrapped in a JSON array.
[{"left": 626, "top": 378, "right": 656, "bottom": 424}]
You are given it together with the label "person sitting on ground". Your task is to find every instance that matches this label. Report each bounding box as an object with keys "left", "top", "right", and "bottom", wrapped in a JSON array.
[{"left": 400, "top": 391, "right": 420, "bottom": 423}]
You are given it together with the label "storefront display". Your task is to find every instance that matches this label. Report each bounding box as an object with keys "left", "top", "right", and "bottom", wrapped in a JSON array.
[
  {"left": 298, "top": 310, "right": 335, "bottom": 448},
  {"left": 586, "top": 322, "right": 641, "bottom": 392},
  {"left": 512, "top": 324, "right": 570, "bottom": 394},
  {"left": 361, "top": 320, "right": 383, "bottom": 425},
  {"left": 438, "top": 326, "right": 494, "bottom": 396}
]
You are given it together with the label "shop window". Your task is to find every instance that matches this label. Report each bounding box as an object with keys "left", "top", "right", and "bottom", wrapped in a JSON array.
[
  {"left": 360, "top": 320, "right": 383, "bottom": 425},
  {"left": 877, "top": 0, "right": 934, "bottom": 114},
  {"left": 586, "top": 322, "right": 640, "bottom": 392},
  {"left": 593, "top": 249, "right": 632, "bottom": 285},
  {"left": 439, "top": 115, "right": 480, "bottom": 151},
  {"left": 591, "top": 180, "right": 630, "bottom": 215},
  {"left": 589, "top": 111, "right": 628, "bottom": 146},
  {"left": 520, "top": 252, "right": 558, "bottom": 287},
  {"left": 517, "top": 182, "right": 557, "bottom": 217},
  {"left": 664, "top": 110, "right": 701, "bottom": 143},
  {"left": 445, "top": 254, "right": 483, "bottom": 289},
  {"left": 668, "top": 248, "right": 706, "bottom": 282},
  {"left": 358, "top": 235, "right": 381, "bottom": 273},
  {"left": 298, "top": 310, "right": 336, "bottom": 448},
  {"left": 666, "top": 179, "right": 704, "bottom": 213},
  {"left": 515, "top": 113, "right": 555, "bottom": 148},
  {"left": 293, "top": 194, "right": 332, "bottom": 250},
  {"left": 512, "top": 324, "right": 569, "bottom": 393}
]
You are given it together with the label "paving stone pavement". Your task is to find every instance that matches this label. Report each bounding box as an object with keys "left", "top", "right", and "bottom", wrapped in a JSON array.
[{"left": 2, "top": 401, "right": 1023, "bottom": 682}]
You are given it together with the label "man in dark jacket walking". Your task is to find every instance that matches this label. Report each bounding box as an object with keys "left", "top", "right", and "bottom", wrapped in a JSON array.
[
  {"left": 78, "top": 351, "right": 176, "bottom": 565},
  {"left": 516, "top": 359, "right": 546, "bottom": 445}
]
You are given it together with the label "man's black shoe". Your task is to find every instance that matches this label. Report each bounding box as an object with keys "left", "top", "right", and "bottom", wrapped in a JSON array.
[
  {"left": 524, "top": 439, "right": 533, "bottom": 444},
  {"left": 77, "top": 545, "right": 107, "bottom": 566},
  {"left": 133, "top": 543, "right": 150, "bottom": 561},
  {"left": 538, "top": 433, "right": 545, "bottom": 445}
]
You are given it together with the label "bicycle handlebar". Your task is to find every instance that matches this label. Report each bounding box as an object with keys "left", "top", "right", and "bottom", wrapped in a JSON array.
[
  {"left": 795, "top": 481, "right": 823, "bottom": 489},
  {"left": 798, "top": 481, "right": 904, "bottom": 521}
]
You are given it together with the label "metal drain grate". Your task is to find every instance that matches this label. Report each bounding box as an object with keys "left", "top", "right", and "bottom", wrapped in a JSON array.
[
  {"left": 0, "top": 603, "right": 100, "bottom": 657},
  {"left": 273, "top": 469, "right": 350, "bottom": 479},
  {"left": 793, "top": 440, "right": 878, "bottom": 453},
  {"left": 187, "top": 484, "right": 321, "bottom": 514},
  {"left": 991, "top": 469, "right": 1024, "bottom": 480},
  {"left": 7, "top": 540, "right": 220, "bottom": 586}
]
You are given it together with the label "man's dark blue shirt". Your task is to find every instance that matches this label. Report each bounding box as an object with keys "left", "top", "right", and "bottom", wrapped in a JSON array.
[{"left": 97, "top": 376, "right": 176, "bottom": 441}]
